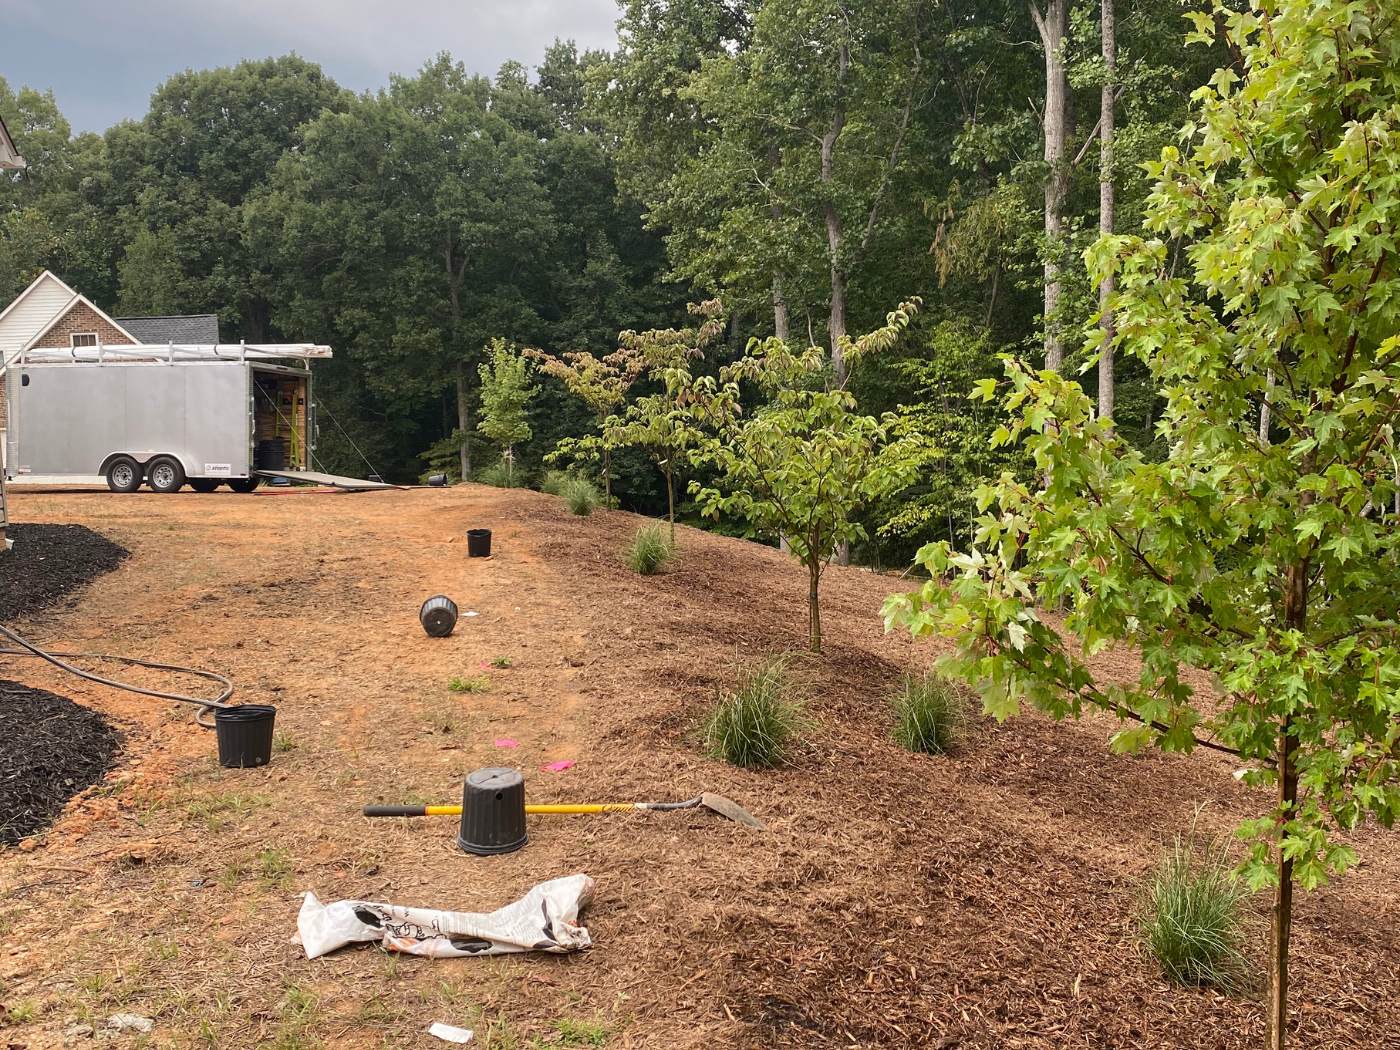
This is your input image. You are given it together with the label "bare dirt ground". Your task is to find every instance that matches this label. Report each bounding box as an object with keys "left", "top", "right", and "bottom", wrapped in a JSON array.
[{"left": 0, "top": 485, "right": 1395, "bottom": 1049}]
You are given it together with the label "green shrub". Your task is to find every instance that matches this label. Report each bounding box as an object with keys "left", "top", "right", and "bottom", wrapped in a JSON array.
[
  {"left": 475, "top": 459, "right": 528, "bottom": 489},
  {"left": 561, "top": 476, "right": 599, "bottom": 516},
  {"left": 1137, "top": 832, "right": 1253, "bottom": 992},
  {"left": 704, "top": 658, "right": 804, "bottom": 768},
  {"left": 626, "top": 523, "right": 673, "bottom": 575},
  {"left": 540, "top": 469, "right": 575, "bottom": 495},
  {"left": 890, "top": 671, "right": 963, "bottom": 755},
  {"left": 448, "top": 675, "right": 490, "bottom": 694}
]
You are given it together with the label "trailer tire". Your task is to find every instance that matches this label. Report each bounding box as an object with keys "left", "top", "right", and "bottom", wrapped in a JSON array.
[
  {"left": 189, "top": 479, "right": 221, "bottom": 493},
  {"left": 146, "top": 456, "right": 186, "bottom": 494},
  {"left": 227, "top": 476, "right": 262, "bottom": 493},
  {"left": 105, "top": 456, "right": 143, "bottom": 493}
]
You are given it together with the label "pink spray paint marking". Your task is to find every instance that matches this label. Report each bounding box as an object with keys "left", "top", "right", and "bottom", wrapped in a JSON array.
[
  {"left": 541, "top": 760, "right": 575, "bottom": 773},
  {"left": 493, "top": 738, "right": 520, "bottom": 749}
]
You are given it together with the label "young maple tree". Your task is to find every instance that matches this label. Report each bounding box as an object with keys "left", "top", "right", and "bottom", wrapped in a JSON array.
[
  {"left": 527, "top": 347, "right": 644, "bottom": 500},
  {"left": 602, "top": 301, "right": 726, "bottom": 540},
  {"left": 690, "top": 301, "right": 927, "bottom": 652},
  {"left": 476, "top": 338, "right": 538, "bottom": 486},
  {"left": 885, "top": 3, "right": 1400, "bottom": 1047}
]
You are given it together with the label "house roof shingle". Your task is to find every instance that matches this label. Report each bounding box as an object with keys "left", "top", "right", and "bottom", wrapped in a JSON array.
[{"left": 113, "top": 314, "right": 221, "bottom": 345}]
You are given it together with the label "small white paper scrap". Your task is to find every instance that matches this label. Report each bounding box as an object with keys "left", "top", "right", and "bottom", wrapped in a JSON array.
[{"left": 429, "top": 1021, "right": 474, "bottom": 1044}]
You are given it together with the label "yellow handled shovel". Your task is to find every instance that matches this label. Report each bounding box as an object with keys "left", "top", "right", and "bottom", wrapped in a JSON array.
[{"left": 363, "top": 793, "right": 763, "bottom": 828}]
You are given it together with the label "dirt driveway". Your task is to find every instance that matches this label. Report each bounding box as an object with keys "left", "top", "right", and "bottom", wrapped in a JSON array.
[{"left": 0, "top": 486, "right": 1396, "bottom": 1049}]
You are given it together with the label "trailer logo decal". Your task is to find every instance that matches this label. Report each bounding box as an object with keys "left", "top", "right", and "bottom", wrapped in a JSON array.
[{"left": 203, "top": 463, "right": 233, "bottom": 477}]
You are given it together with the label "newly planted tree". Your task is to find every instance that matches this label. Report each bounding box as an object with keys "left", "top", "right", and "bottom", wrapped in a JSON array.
[
  {"left": 476, "top": 339, "right": 538, "bottom": 485},
  {"left": 886, "top": 4, "right": 1400, "bottom": 1046},
  {"left": 603, "top": 301, "right": 725, "bottom": 539},
  {"left": 691, "top": 302, "right": 927, "bottom": 651},
  {"left": 528, "top": 348, "right": 644, "bottom": 500}
]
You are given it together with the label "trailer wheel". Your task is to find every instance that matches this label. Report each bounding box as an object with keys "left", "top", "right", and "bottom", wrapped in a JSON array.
[
  {"left": 227, "top": 476, "right": 262, "bottom": 493},
  {"left": 189, "top": 479, "right": 221, "bottom": 493},
  {"left": 146, "top": 456, "right": 186, "bottom": 494},
  {"left": 105, "top": 456, "right": 143, "bottom": 493}
]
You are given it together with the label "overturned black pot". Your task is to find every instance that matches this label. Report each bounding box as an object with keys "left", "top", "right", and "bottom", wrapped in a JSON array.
[
  {"left": 420, "top": 595, "right": 459, "bottom": 637},
  {"left": 457, "top": 767, "right": 527, "bottom": 855}
]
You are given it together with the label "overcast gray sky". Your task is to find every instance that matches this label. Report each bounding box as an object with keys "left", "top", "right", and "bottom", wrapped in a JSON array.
[{"left": 1, "top": 0, "right": 621, "bottom": 132}]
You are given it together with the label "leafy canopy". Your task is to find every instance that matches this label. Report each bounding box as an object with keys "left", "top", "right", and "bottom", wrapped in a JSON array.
[
  {"left": 886, "top": 0, "right": 1400, "bottom": 890},
  {"left": 690, "top": 301, "right": 929, "bottom": 649}
]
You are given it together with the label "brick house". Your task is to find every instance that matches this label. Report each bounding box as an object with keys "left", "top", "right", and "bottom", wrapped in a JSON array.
[{"left": 0, "top": 270, "right": 220, "bottom": 441}]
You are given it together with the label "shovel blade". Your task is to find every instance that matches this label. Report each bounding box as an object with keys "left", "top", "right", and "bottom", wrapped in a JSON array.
[{"left": 700, "top": 793, "right": 764, "bottom": 829}]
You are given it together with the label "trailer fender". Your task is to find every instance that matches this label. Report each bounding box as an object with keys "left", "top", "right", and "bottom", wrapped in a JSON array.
[{"left": 99, "top": 450, "right": 202, "bottom": 475}]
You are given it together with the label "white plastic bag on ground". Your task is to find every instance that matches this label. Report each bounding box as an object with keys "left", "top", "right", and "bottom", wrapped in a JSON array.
[{"left": 296, "top": 873, "right": 594, "bottom": 960}]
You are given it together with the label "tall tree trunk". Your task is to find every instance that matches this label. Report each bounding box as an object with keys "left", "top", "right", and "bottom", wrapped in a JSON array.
[
  {"left": 821, "top": 37, "right": 853, "bottom": 567},
  {"left": 769, "top": 143, "right": 791, "bottom": 344},
  {"left": 807, "top": 560, "right": 822, "bottom": 652},
  {"left": 773, "top": 276, "right": 791, "bottom": 342},
  {"left": 445, "top": 238, "right": 470, "bottom": 479},
  {"left": 602, "top": 445, "right": 612, "bottom": 503},
  {"left": 1096, "top": 0, "right": 1116, "bottom": 422},
  {"left": 1031, "top": 0, "right": 1070, "bottom": 371},
  {"left": 821, "top": 40, "right": 851, "bottom": 386},
  {"left": 455, "top": 364, "right": 472, "bottom": 481}
]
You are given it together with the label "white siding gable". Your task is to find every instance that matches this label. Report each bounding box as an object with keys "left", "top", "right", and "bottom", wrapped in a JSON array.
[{"left": 0, "top": 272, "right": 78, "bottom": 367}]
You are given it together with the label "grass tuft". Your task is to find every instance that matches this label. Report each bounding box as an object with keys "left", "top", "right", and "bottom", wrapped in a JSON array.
[
  {"left": 561, "top": 476, "right": 600, "bottom": 516},
  {"left": 890, "top": 671, "right": 964, "bottom": 755},
  {"left": 449, "top": 675, "right": 490, "bottom": 694},
  {"left": 704, "top": 658, "right": 804, "bottom": 768},
  {"left": 1137, "top": 830, "right": 1253, "bottom": 992},
  {"left": 625, "top": 523, "right": 674, "bottom": 575},
  {"left": 540, "top": 469, "right": 576, "bottom": 496},
  {"left": 476, "top": 460, "right": 529, "bottom": 488}
]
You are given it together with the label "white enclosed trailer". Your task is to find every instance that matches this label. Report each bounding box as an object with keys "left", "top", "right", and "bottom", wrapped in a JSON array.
[{"left": 3, "top": 342, "right": 332, "bottom": 493}]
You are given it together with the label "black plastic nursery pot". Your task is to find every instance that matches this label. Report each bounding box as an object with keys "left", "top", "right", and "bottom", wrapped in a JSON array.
[
  {"left": 467, "top": 529, "right": 492, "bottom": 558},
  {"left": 214, "top": 704, "right": 277, "bottom": 768},
  {"left": 457, "top": 767, "right": 527, "bottom": 855},
  {"left": 419, "top": 595, "right": 459, "bottom": 637}
]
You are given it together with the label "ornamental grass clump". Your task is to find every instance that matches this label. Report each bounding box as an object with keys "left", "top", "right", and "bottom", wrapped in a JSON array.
[
  {"left": 1138, "top": 832, "right": 1253, "bottom": 993},
  {"left": 890, "top": 671, "right": 963, "bottom": 755},
  {"left": 626, "top": 523, "right": 673, "bottom": 575},
  {"left": 704, "top": 658, "right": 804, "bottom": 768},
  {"left": 561, "top": 476, "right": 599, "bottom": 516},
  {"left": 540, "top": 469, "right": 575, "bottom": 496}
]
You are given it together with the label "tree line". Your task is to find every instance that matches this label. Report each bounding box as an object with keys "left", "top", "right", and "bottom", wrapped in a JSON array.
[{"left": 1, "top": 0, "right": 1229, "bottom": 561}]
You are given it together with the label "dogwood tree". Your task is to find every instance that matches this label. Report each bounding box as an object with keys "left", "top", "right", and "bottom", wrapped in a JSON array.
[
  {"left": 691, "top": 302, "right": 927, "bottom": 651},
  {"left": 528, "top": 347, "right": 644, "bottom": 500},
  {"left": 603, "top": 301, "right": 726, "bottom": 538},
  {"left": 884, "top": 3, "right": 1400, "bottom": 1047}
]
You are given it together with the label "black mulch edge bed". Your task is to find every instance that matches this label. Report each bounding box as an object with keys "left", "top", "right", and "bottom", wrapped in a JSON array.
[
  {"left": 0, "top": 680, "right": 121, "bottom": 845},
  {"left": 0, "top": 523, "right": 129, "bottom": 621}
]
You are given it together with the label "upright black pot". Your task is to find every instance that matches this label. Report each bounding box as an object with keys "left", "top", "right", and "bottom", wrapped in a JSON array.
[
  {"left": 214, "top": 705, "right": 277, "bottom": 768},
  {"left": 467, "top": 529, "right": 492, "bottom": 558}
]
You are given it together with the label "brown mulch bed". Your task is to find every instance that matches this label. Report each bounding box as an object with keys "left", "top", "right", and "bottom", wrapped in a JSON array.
[
  {"left": 0, "top": 523, "right": 128, "bottom": 621},
  {"left": 0, "top": 486, "right": 1393, "bottom": 1049},
  {"left": 0, "top": 680, "right": 120, "bottom": 845}
]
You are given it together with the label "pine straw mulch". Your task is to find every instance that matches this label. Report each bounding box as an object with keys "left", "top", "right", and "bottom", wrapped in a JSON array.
[
  {"left": 0, "top": 680, "right": 121, "bottom": 846},
  {"left": 0, "top": 522, "right": 129, "bottom": 622},
  {"left": 507, "top": 494, "right": 1400, "bottom": 1050}
]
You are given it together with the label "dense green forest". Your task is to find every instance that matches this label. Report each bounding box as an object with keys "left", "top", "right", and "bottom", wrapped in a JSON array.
[{"left": 0, "top": 0, "right": 1231, "bottom": 559}]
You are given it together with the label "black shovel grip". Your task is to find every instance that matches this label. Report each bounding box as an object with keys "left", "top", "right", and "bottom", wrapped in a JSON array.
[{"left": 363, "top": 804, "right": 428, "bottom": 818}]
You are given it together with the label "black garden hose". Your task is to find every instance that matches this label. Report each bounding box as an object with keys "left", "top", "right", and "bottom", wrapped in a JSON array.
[{"left": 0, "top": 622, "right": 234, "bottom": 728}]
